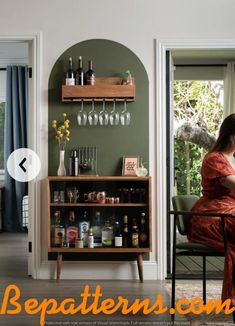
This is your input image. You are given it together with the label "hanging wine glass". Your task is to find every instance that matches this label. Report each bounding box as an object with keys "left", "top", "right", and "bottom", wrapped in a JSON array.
[
  {"left": 109, "top": 99, "right": 119, "bottom": 126},
  {"left": 77, "top": 100, "right": 87, "bottom": 126},
  {"left": 120, "top": 99, "right": 131, "bottom": 126},
  {"left": 88, "top": 100, "right": 98, "bottom": 126},
  {"left": 99, "top": 99, "right": 109, "bottom": 126}
]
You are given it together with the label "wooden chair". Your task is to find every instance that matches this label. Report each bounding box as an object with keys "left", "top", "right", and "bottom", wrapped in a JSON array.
[{"left": 169, "top": 195, "right": 235, "bottom": 322}]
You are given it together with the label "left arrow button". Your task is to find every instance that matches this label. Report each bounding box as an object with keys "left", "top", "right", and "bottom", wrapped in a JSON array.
[{"left": 19, "top": 158, "right": 27, "bottom": 173}]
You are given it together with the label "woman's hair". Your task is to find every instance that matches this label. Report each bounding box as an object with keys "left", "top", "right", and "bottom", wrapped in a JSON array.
[{"left": 211, "top": 113, "right": 235, "bottom": 152}]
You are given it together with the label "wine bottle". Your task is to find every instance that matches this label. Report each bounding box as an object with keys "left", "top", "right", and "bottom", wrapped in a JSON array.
[
  {"left": 139, "top": 212, "right": 148, "bottom": 248},
  {"left": 86, "top": 60, "right": 95, "bottom": 85},
  {"left": 65, "top": 57, "right": 75, "bottom": 86},
  {"left": 114, "top": 221, "right": 122, "bottom": 248},
  {"left": 75, "top": 56, "right": 84, "bottom": 85},
  {"left": 131, "top": 218, "right": 139, "bottom": 248},
  {"left": 123, "top": 215, "right": 129, "bottom": 248}
]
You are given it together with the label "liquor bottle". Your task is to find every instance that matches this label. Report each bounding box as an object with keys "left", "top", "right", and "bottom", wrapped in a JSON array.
[
  {"left": 69, "top": 150, "right": 79, "bottom": 176},
  {"left": 93, "top": 211, "right": 102, "bottom": 247},
  {"left": 123, "top": 215, "right": 129, "bottom": 248},
  {"left": 139, "top": 212, "right": 148, "bottom": 248},
  {"left": 53, "top": 211, "right": 65, "bottom": 247},
  {"left": 65, "top": 57, "right": 75, "bottom": 86},
  {"left": 78, "top": 211, "right": 90, "bottom": 247},
  {"left": 75, "top": 56, "right": 84, "bottom": 85},
  {"left": 66, "top": 210, "right": 78, "bottom": 247},
  {"left": 86, "top": 60, "right": 95, "bottom": 85},
  {"left": 102, "top": 220, "right": 113, "bottom": 247},
  {"left": 114, "top": 221, "right": 122, "bottom": 248},
  {"left": 131, "top": 218, "right": 139, "bottom": 248},
  {"left": 88, "top": 227, "right": 94, "bottom": 248}
]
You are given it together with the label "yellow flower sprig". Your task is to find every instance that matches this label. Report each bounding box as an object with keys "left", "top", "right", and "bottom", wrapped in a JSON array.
[{"left": 51, "top": 113, "right": 70, "bottom": 149}]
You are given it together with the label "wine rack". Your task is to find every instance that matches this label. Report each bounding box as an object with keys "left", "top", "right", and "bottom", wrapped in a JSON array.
[{"left": 61, "top": 77, "right": 135, "bottom": 102}]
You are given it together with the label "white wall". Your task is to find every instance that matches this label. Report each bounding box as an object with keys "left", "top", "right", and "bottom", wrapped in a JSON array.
[{"left": 1, "top": 0, "right": 235, "bottom": 280}]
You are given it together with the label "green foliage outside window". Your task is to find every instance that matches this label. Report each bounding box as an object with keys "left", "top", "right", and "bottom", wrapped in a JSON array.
[{"left": 174, "top": 81, "right": 223, "bottom": 196}]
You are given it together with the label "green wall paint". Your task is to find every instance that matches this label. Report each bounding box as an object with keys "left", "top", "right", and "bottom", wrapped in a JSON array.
[{"left": 48, "top": 39, "right": 149, "bottom": 176}]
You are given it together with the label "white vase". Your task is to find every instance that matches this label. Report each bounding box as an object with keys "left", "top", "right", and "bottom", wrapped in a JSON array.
[{"left": 57, "top": 150, "right": 66, "bottom": 176}]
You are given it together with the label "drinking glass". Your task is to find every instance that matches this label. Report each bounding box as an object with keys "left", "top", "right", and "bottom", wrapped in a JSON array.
[
  {"left": 66, "top": 187, "right": 79, "bottom": 203},
  {"left": 77, "top": 100, "right": 87, "bottom": 126},
  {"left": 109, "top": 100, "right": 119, "bottom": 126},
  {"left": 120, "top": 100, "right": 131, "bottom": 126},
  {"left": 88, "top": 100, "right": 98, "bottom": 125},
  {"left": 99, "top": 99, "right": 109, "bottom": 125}
]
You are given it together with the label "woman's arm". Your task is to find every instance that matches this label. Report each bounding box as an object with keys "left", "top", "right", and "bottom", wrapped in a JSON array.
[{"left": 221, "top": 175, "right": 235, "bottom": 191}]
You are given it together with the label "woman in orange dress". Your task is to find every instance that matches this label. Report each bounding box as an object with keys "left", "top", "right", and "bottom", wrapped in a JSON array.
[{"left": 187, "top": 113, "right": 235, "bottom": 305}]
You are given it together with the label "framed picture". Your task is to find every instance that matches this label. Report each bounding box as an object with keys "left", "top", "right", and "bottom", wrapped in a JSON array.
[{"left": 122, "top": 156, "right": 139, "bottom": 176}]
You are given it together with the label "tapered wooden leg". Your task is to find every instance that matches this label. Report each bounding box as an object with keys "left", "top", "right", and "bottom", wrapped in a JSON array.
[
  {"left": 137, "top": 253, "right": 143, "bottom": 283},
  {"left": 57, "top": 253, "right": 63, "bottom": 282}
]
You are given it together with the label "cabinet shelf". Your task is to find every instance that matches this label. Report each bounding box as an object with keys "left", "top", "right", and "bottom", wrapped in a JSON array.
[
  {"left": 48, "top": 247, "right": 150, "bottom": 253},
  {"left": 62, "top": 77, "right": 135, "bottom": 102},
  {"left": 50, "top": 203, "right": 148, "bottom": 207}
]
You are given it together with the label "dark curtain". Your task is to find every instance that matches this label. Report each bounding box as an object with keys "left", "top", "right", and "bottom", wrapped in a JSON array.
[{"left": 3, "top": 66, "right": 28, "bottom": 231}]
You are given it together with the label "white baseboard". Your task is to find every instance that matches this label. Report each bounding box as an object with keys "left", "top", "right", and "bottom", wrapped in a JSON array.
[{"left": 37, "top": 261, "right": 158, "bottom": 280}]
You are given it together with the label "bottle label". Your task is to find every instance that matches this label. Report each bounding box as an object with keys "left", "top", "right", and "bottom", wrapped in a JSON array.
[
  {"left": 65, "top": 78, "right": 75, "bottom": 86},
  {"left": 115, "top": 236, "right": 122, "bottom": 247},
  {"left": 87, "top": 76, "right": 95, "bottom": 86},
  {"left": 94, "top": 236, "right": 102, "bottom": 247},
  {"left": 102, "top": 231, "right": 113, "bottom": 247},
  {"left": 54, "top": 227, "right": 65, "bottom": 246},
  {"left": 132, "top": 233, "right": 139, "bottom": 247},
  {"left": 66, "top": 227, "right": 78, "bottom": 245}
]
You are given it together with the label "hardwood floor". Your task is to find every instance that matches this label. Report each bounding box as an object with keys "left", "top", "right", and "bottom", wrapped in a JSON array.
[{"left": 0, "top": 233, "right": 190, "bottom": 325}]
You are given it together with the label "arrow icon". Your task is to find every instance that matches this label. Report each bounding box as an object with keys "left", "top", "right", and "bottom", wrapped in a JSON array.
[{"left": 19, "top": 157, "right": 27, "bottom": 173}]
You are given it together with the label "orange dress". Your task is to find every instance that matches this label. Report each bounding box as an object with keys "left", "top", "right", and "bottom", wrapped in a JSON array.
[{"left": 187, "top": 151, "right": 235, "bottom": 305}]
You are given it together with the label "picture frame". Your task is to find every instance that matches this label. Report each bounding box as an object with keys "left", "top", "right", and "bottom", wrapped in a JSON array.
[{"left": 122, "top": 156, "right": 139, "bottom": 176}]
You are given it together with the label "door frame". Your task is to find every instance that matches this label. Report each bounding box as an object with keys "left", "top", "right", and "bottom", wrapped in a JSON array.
[
  {"left": 155, "top": 38, "right": 235, "bottom": 280},
  {"left": 0, "top": 33, "right": 42, "bottom": 278}
]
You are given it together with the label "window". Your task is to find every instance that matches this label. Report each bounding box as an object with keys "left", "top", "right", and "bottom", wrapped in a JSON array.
[{"left": 173, "top": 80, "right": 224, "bottom": 196}]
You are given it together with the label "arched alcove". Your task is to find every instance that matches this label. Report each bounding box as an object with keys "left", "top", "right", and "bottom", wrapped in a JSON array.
[{"left": 48, "top": 39, "right": 149, "bottom": 176}]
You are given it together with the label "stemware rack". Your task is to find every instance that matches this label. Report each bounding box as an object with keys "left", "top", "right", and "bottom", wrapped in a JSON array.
[{"left": 62, "top": 77, "right": 135, "bottom": 102}]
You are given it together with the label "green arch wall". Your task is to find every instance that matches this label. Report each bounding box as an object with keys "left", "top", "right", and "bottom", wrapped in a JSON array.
[{"left": 48, "top": 39, "right": 149, "bottom": 175}]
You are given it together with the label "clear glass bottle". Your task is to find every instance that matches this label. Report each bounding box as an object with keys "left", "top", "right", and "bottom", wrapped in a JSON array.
[
  {"left": 102, "top": 220, "right": 113, "bottom": 247},
  {"left": 88, "top": 227, "right": 94, "bottom": 248}
]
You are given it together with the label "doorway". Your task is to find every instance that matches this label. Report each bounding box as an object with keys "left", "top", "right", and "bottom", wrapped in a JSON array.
[
  {"left": 155, "top": 39, "right": 235, "bottom": 280},
  {"left": 0, "top": 35, "right": 40, "bottom": 279}
]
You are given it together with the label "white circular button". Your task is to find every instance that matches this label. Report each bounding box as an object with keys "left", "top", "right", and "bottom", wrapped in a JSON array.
[{"left": 7, "top": 148, "right": 41, "bottom": 182}]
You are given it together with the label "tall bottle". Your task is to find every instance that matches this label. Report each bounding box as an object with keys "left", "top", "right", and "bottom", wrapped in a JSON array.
[
  {"left": 139, "top": 212, "right": 148, "bottom": 248},
  {"left": 93, "top": 211, "right": 102, "bottom": 247},
  {"left": 131, "top": 218, "right": 139, "bottom": 248},
  {"left": 65, "top": 57, "right": 75, "bottom": 86},
  {"left": 53, "top": 211, "right": 65, "bottom": 247},
  {"left": 75, "top": 56, "right": 84, "bottom": 85},
  {"left": 66, "top": 210, "right": 78, "bottom": 247},
  {"left": 78, "top": 211, "right": 90, "bottom": 247},
  {"left": 123, "top": 215, "right": 129, "bottom": 248},
  {"left": 86, "top": 60, "right": 95, "bottom": 85},
  {"left": 114, "top": 221, "right": 122, "bottom": 248},
  {"left": 88, "top": 227, "right": 94, "bottom": 248},
  {"left": 102, "top": 219, "right": 113, "bottom": 247}
]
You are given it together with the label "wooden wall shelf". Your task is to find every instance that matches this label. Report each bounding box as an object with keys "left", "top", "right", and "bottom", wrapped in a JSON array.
[{"left": 62, "top": 77, "right": 135, "bottom": 102}]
